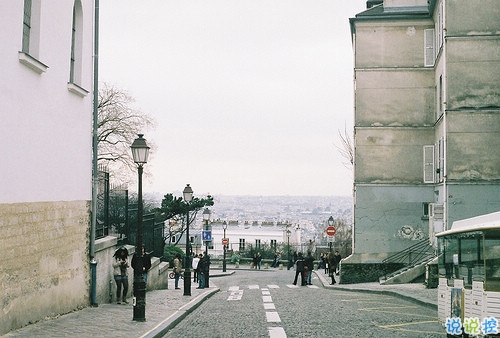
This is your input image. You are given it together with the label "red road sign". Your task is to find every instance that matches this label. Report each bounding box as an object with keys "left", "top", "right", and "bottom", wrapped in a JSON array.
[
  {"left": 326, "top": 226, "right": 336, "bottom": 236},
  {"left": 222, "top": 238, "right": 229, "bottom": 245}
]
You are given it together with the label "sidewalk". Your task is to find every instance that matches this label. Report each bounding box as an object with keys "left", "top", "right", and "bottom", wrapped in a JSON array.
[
  {"left": 315, "top": 269, "right": 437, "bottom": 310},
  {"left": 3, "top": 268, "right": 437, "bottom": 337},
  {"left": 2, "top": 273, "right": 227, "bottom": 338}
]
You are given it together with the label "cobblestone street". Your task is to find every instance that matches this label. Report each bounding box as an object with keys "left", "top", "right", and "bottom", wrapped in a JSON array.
[{"left": 163, "top": 269, "right": 445, "bottom": 338}]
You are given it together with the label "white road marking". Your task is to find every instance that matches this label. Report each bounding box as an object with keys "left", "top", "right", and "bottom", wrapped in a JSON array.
[
  {"left": 262, "top": 290, "right": 271, "bottom": 295},
  {"left": 262, "top": 295, "right": 273, "bottom": 302},
  {"left": 263, "top": 303, "right": 276, "bottom": 310},
  {"left": 228, "top": 286, "right": 239, "bottom": 291},
  {"left": 227, "top": 290, "right": 243, "bottom": 301},
  {"left": 287, "top": 284, "right": 299, "bottom": 288},
  {"left": 307, "top": 285, "right": 319, "bottom": 289},
  {"left": 268, "top": 327, "right": 287, "bottom": 338},
  {"left": 248, "top": 284, "right": 260, "bottom": 289},
  {"left": 266, "top": 311, "right": 281, "bottom": 322},
  {"left": 268, "top": 285, "right": 279, "bottom": 289}
]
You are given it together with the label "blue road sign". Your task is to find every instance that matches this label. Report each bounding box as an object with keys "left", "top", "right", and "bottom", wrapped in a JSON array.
[{"left": 202, "top": 230, "right": 212, "bottom": 241}]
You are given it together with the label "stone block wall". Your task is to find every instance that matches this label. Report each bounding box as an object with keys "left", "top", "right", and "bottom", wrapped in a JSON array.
[
  {"left": 340, "top": 263, "right": 405, "bottom": 284},
  {"left": 94, "top": 238, "right": 169, "bottom": 305},
  {"left": 0, "top": 201, "right": 90, "bottom": 335}
]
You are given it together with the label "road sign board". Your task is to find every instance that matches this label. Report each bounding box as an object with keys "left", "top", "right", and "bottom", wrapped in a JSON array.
[
  {"left": 222, "top": 238, "right": 229, "bottom": 245},
  {"left": 202, "top": 230, "right": 212, "bottom": 241},
  {"left": 326, "top": 226, "right": 336, "bottom": 236}
]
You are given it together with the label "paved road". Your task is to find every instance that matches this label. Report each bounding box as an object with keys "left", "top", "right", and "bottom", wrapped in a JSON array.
[{"left": 163, "top": 269, "right": 446, "bottom": 337}]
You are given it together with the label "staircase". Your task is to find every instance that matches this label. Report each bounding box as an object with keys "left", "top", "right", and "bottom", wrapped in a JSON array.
[{"left": 379, "top": 238, "right": 436, "bottom": 285}]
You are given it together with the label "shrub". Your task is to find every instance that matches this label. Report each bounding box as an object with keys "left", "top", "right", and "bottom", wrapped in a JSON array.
[{"left": 163, "top": 245, "right": 185, "bottom": 267}]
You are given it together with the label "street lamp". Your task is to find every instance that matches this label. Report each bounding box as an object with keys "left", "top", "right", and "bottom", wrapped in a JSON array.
[
  {"left": 222, "top": 221, "right": 228, "bottom": 272},
  {"left": 130, "top": 134, "right": 149, "bottom": 322},
  {"left": 286, "top": 228, "right": 291, "bottom": 270},
  {"left": 203, "top": 208, "right": 211, "bottom": 257},
  {"left": 328, "top": 216, "right": 334, "bottom": 253},
  {"left": 183, "top": 184, "right": 193, "bottom": 296},
  {"left": 202, "top": 207, "right": 211, "bottom": 287}
]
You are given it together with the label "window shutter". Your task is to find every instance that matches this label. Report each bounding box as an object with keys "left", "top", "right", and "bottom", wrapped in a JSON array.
[
  {"left": 424, "top": 29, "right": 435, "bottom": 67},
  {"left": 423, "top": 145, "right": 435, "bottom": 183}
]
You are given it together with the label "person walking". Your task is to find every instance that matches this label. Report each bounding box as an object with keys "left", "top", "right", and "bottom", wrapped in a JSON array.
[
  {"left": 255, "top": 252, "right": 262, "bottom": 270},
  {"left": 192, "top": 253, "right": 201, "bottom": 283},
  {"left": 112, "top": 247, "right": 129, "bottom": 304},
  {"left": 292, "top": 252, "right": 306, "bottom": 286},
  {"left": 327, "top": 251, "right": 337, "bottom": 285},
  {"left": 173, "top": 254, "right": 183, "bottom": 290},
  {"left": 197, "top": 253, "right": 208, "bottom": 289},
  {"left": 334, "top": 250, "right": 342, "bottom": 275},
  {"left": 304, "top": 251, "right": 315, "bottom": 285},
  {"left": 271, "top": 253, "right": 280, "bottom": 268}
]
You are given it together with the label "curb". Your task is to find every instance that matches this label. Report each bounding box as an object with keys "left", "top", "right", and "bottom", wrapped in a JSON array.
[
  {"left": 314, "top": 271, "right": 437, "bottom": 310},
  {"left": 143, "top": 287, "right": 220, "bottom": 338}
]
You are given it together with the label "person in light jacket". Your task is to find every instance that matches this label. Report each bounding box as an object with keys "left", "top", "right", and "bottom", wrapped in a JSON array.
[{"left": 113, "top": 247, "right": 129, "bottom": 304}]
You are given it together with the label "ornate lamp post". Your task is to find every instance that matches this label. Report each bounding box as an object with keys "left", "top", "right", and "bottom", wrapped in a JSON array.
[
  {"left": 286, "top": 228, "right": 291, "bottom": 270},
  {"left": 202, "top": 207, "right": 211, "bottom": 287},
  {"left": 222, "top": 221, "right": 228, "bottom": 272},
  {"left": 130, "top": 134, "right": 150, "bottom": 322},
  {"left": 183, "top": 184, "right": 193, "bottom": 296},
  {"left": 203, "top": 208, "right": 211, "bottom": 257}
]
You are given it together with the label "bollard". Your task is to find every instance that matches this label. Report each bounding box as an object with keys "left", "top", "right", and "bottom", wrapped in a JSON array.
[
  {"left": 235, "top": 262, "right": 239, "bottom": 268},
  {"left": 279, "top": 263, "right": 283, "bottom": 270}
]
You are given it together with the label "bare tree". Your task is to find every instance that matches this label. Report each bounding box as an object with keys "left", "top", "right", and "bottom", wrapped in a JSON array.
[
  {"left": 98, "top": 83, "right": 156, "bottom": 183},
  {"left": 335, "top": 123, "right": 354, "bottom": 170}
]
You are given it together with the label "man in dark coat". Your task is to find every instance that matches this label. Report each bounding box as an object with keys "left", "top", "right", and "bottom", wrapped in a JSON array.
[
  {"left": 293, "top": 252, "right": 306, "bottom": 286},
  {"left": 304, "top": 251, "right": 315, "bottom": 285},
  {"left": 197, "top": 254, "right": 209, "bottom": 289}
]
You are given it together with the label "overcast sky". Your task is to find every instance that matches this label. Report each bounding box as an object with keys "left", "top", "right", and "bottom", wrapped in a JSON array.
[{"left": 99, "top": 0, "right": 367, "bottom": 197}]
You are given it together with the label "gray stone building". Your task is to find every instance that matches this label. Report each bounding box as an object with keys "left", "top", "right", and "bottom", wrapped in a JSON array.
[{"left": 343, "top": 0, "right": 500, "bottom": 282}]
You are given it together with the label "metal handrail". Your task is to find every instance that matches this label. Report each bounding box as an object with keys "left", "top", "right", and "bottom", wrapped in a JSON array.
[{"left": 380, "top": 238, "right": 436, "bottom": 282}]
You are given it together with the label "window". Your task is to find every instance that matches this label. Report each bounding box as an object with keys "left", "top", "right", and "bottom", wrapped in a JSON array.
[
  {"left": 22, "top": 0, "right": 32, "bottom": 53},
  {"left": 67, "top": 0, "right": 88, "bottom": 96},
  {"left": 19, "top": 0, "right": 47, "bottom": 73},
  {"left": 436, "top": 1, "right": 444, "bottom": 52},
  {"left": 422, "top": 202, "right": 430, "bottom": 219},
  {"left": 255, "top": 239, "right": 261, "bottom": 249},
  {"left": 437, "top": 138, "right": 444, "bottom": 183},
  {"left": 271, "top": 240, "right": 277, "bottom": 250},
  {"left": 423, "top": 145, "right": 435, "bottom": 183},
  {"left": 239, "top": 239, "right": 245, "bottom": 251},
  {"left": 424, "top": 29, "right": 435, "bottom": 67}
]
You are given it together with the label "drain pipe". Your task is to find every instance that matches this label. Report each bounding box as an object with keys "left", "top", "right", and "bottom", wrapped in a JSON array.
[{"left": 89, "top": 0, "right": 100, "bottom": 307}]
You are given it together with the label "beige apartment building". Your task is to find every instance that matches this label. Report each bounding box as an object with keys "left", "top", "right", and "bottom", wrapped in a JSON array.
[{"left": 343, "top": 0, "right": 500, "bottom": 283}]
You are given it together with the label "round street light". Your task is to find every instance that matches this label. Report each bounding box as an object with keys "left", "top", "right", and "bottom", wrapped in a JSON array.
[
  {"left": 183, "top": 184, "right": 193, "bottom": 296},
  {"left": 130, "top": 134, "right": 149, "bottom": 322}
]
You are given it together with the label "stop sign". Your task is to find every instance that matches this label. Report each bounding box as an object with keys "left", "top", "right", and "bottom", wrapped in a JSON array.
[
  {"left": 326, "top": 226, "right": 336, "bottom": 236},
  {"left": 222, "top": 238, "right": 229, "bottom": 245}
]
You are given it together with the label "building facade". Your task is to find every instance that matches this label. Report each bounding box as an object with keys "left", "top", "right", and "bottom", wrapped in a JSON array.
[
  {"left": 344, "top": 0, "right": 500, "bottom": 281},
  {"left": 0, "top": 1, "right": 94, "bottom": 333}
]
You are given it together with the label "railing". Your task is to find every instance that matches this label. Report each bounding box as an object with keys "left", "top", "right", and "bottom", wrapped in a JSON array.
[
  {"left": 381, "top": 238, "right": 436, "bottom": 281},
  {"left": 382, "top": 238, "right": 435, "bottom": 266}
]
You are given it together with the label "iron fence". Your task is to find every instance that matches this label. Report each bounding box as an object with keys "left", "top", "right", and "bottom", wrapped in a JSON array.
[{"left": 96, "top": 167, "right": 164, "bottom": 257}]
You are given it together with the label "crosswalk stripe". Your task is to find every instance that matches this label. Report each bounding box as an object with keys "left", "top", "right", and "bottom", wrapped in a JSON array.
[
  {"left": 266, "top": 311, "right": 281, "bottom": 322},
  {"left": 268, "top": 327, "right": 287, "bottom": 338}
]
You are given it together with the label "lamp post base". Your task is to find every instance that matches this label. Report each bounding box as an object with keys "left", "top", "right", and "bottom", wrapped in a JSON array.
[
  {"left": 133, "top": 274, "right": 146, "bottom": 321},
  {"left": 183, "top": 269, "right": 191, "bottom": 296}
]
